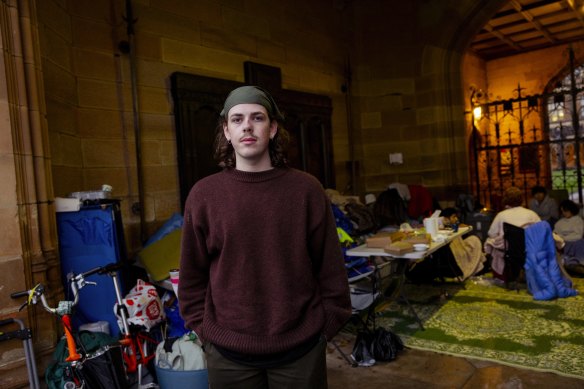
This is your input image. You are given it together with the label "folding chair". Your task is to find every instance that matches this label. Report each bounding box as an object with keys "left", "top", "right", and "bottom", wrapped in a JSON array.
[{"left": 503, "top": 222, "right": 526, "bottom": 290}]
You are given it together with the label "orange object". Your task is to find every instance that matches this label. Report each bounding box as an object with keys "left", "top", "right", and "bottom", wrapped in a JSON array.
[{"left": 62, "top": 315, "right": 81, "bottom": 362}]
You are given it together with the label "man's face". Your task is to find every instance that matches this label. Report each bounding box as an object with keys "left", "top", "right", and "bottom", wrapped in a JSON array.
[
  {"left": 223, "top": 103, "right": 278, "bottom": 170},
  {"left": 445, "top": 214, "right": 458, "bottom": 226}
]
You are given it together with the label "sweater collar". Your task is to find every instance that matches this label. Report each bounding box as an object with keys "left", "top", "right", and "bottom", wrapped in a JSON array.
[{"left": 224, "top": 167, "right": 289, "bottom": 183}]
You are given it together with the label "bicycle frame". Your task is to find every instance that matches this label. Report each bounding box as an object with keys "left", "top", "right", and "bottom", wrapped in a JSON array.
[{"left": 102, "top": 265, "right": 157, "bottom": 374}]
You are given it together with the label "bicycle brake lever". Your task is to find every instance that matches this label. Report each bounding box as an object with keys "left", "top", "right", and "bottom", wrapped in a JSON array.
[
  {"left": 18, "top": 302, "right": 27, "bottom": 312},
  {"left": 85, "top": 281, "right": 97, "bottom": 286}
]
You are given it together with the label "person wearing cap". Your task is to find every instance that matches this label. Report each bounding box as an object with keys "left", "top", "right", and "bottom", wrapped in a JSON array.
[{"left": 178, "top": 85, "right": 351, "bottom": 388}]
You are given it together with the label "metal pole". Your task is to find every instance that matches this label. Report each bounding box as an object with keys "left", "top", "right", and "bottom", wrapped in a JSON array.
[
  {"left": 568, "top": 47, "right": 583, "bottom": 205},
  {"left": 124, "top": 0, "right": 147, "bottom": 243}
]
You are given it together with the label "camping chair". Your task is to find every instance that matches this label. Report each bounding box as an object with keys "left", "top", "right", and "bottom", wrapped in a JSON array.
[
  {"left": 331, "top": 256, "right": 415, "bottom": 367},
  {"left": 503, "top": 222, "right": 526, "bottom": 290}
]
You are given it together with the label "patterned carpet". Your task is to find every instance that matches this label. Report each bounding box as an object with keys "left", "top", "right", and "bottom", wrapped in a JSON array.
[{"left": 376, "top": 277, "right": 584, "bottom": 379}]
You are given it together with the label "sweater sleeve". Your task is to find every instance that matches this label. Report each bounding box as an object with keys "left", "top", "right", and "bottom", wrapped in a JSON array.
[
  {"left": 178, "top": 193, "right": 210, "bottom": 337},
  {"left": 308, "top": 193, "right": 352, "bottom": 340}
]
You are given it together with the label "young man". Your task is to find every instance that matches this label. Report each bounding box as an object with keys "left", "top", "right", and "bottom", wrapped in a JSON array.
[{"left": 178, "top": 85, "right": 351, "bottom": 388}]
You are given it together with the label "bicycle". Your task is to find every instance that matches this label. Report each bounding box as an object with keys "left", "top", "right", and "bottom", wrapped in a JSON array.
[
  {"left": 11, "top": 265, "right": 130, "bottom": 388},
  {"left": 97, "top": 263, "right": 160, "bottom": 383}
]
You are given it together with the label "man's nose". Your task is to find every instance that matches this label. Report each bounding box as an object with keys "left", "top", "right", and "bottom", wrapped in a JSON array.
[{"left": 243, "top": 118, "right": 253, "bottom": 131}]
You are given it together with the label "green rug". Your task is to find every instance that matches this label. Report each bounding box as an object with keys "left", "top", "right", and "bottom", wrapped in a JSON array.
[{"left": 376, "top": 277, "right": 584, "bottom": 379}]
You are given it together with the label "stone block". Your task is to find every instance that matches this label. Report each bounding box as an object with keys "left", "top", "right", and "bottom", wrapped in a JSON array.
[
  {"left": 43, "top": 61, "right": 76, "bottom": 105},
  {"left": 82, "top": 138, "right": 134, "bottom": 167},
  {"left": 360, "top": 112, "right": 382, "bottom": 129},
  {"left": 0, "top": 209, "right": 21, "bottom": 257},
  {"left": 140, "top": 140, "right": 161, "bottom": 166},
  {"left": 73, "top": 49, "right": 117, "bottom": 80},
  {"left": 257, "top": 39, "right": 285, "bottom": 64},
  {"left": 77, "top": 108, "right": 124, "bottom": 138},
  {"left": 159, "top": 140, "right": 177, "bottom": 165},
  {"left": 151, "top": 0, "right": 221, "bottom": 25},
  {"left": 72, "top": 18, "right": 120, "bottom": 52},
  {"left": 40, "top": 27, "right": 71, "bottom": 71},
  {"left": 0, "top": 256, "right": 25, "bottom": 306},
  {"left": 136, "top": 61, "right": 183, "bottom": 89},
  {"left": 134, "top": 4, "right": 200, "bottom": 42},
  {"left": 36, "top": 0, "right": 71, "bottom": 38},
  {"left": 77, "top": 79, "right": 131, "bottom": 110},
  {"left": 135, "top": 32, "right": 162, "bottom": 61},
  {"left": 161, "top": 38, "right": 246, "bottom": 77},
  {"left": 46, "top": 98, "right": 76, "bottom": 135},
  {"left": 84, "top": 167, "right": 135, "bottom": 197},
  {"left": 140, "top": 113, "right": 174, "bottom": 140},
  {"left": 153, "top": 192, "right": 181, "bottom": 221},
  {"left": 51, "top": 165, "right": 83, "bottom": 197},
  {"left": 142, "top": 165, "right": 178, "bottom": 194},
  {"left": 222, "top": 7, "right": 270, "bottom": 39},
  {"left": 59, "top": 134, "right": 83, "bottom": 166},
  {"left": 200, "top": 24, "right": 257, "bottom": 57},
  {"left": 138, "top": 86, "right": 171, "bottom": 114},
  {"left": 68, "top": 0, "right": 114, "bottom": 21}
]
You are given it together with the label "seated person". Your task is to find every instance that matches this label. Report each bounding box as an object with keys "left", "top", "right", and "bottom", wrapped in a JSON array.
[
  {"left": 489, "top": 187, "right": 541, "bottom": 238},
  {"left": 554, "top": 199, "right": 584, "bottom": 269},
  {"left": 528, "top": 186, "right": 559, "bottom": 227},
  {"left": 485, "top": 187, "right": 541, "bottom": 278},
  {"left": 440, "top": 207, "right": 458, "bottom": 228},
  {"left": 440, "top": 207, "right": 469, "bottom": 231},
  {"left": 406, "top": 208, "right": 486, "bottom": 283}
]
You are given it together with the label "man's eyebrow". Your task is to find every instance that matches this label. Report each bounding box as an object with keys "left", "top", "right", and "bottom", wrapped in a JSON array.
[{"left": 229, "top": 111, "right": 266, "bottom": 118}]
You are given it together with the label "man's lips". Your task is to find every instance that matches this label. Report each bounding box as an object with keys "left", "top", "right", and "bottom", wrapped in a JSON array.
[{"left": 240, "top": 137, "right": 257, "bottom": 144}]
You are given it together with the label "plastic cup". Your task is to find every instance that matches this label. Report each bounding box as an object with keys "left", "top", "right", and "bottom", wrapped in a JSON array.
[{"left": 169, "top": 269, "right": 179, "bottom": 298}]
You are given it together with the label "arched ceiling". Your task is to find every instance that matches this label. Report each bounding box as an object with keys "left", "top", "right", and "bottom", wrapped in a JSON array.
[{"left": 470, "top": 0, "right": 584, "bottom": 60}]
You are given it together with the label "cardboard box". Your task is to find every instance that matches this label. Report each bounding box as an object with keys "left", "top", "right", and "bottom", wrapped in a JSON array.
[
  {"left": 403, "top": 233, "right": 431, "bottom": 245},
  {"left": 366, "top": 231, "right": 405, "bottom": 248},
  {"left": 384, "top": 241, "right": 413, "bottom": 255},
  {"left": 366, "top": 232, "right": 392, "bottom": 248}
]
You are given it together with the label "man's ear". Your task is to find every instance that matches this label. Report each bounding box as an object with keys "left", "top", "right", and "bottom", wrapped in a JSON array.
[{"left": 270, "top": 120, "right": 278, "bottom": 139}]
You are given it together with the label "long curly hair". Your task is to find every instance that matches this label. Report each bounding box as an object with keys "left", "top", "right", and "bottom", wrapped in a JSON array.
[{"left": 213, "top": 117, "right": 290, "bottom": 168}]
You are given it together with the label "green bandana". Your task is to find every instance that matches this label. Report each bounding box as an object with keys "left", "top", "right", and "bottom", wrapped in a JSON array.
[{"left": 220, "top": 86, "right": 284, "bottom": 121}]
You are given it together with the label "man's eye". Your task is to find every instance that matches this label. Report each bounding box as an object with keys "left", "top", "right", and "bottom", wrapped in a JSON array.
[
  {"left": 253, "top": 115, "right": 265, "bottom": 121},
  {"left": 231, "top": 118, "right": 242, "bottom": 123}
]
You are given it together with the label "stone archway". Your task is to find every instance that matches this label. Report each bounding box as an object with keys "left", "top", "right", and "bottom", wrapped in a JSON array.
[{"left": 417, "top": 0, "right": 509, "bottom": 192}]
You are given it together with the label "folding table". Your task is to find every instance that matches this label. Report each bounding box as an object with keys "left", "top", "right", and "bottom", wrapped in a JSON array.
[{"left": 345, "top": 226, "right": 473, "bottom": 329}]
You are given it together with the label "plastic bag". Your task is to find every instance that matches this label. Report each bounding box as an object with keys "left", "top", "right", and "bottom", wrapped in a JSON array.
[
  {"left": 155, "top": 332, "right": 206, "bottom": 371},
  {"left": 370, "top": 327, "right": 404, "bottom": 361},
  {"left": 115, "top": 279, "right": 165, "bottom": 330},
  {"left": 350, "top": 327, "right": 404, "bottom": 366}
]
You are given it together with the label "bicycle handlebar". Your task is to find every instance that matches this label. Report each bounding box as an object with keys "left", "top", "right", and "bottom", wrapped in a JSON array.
[
  {"left": 10, "top": 290, "right": 30, "bottom": 299},
  {"left": 10, "top": 262, "right": 124, "bottom": 316}
]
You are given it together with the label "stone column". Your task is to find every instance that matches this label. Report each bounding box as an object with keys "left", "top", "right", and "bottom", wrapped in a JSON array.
[{"left": 0, "top": 0, "right": 61, "bottom": 386}]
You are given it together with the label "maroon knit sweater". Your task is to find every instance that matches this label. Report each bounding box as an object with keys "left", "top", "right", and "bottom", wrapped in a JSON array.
[{"left": 178, "top": 167, "right": 351, "bottom": 355}]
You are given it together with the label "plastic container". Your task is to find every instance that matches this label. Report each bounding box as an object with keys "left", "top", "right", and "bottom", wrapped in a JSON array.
[
  {"left": 69, "top": 190, "right": 111, "bottom": 201},
  {"left": 79, "top": 321, "right": 111, "bottom": 335},
  {"left": 155, "top": 366, "right": 208, "bottom": 389}
]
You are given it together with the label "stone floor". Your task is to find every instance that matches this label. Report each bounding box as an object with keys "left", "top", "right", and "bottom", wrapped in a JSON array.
[{"left": 326, "top": 331, "right": 584, "bottom": 389}]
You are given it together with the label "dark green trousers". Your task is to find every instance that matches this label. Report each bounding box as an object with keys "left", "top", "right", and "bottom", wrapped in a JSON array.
[{"left": 205, "top": 337, "right": 328, "bottom": 389}]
